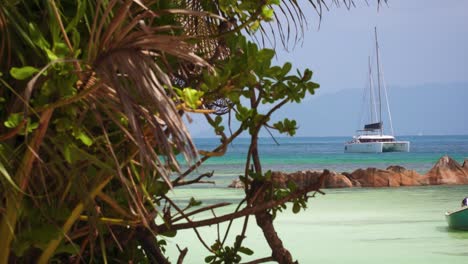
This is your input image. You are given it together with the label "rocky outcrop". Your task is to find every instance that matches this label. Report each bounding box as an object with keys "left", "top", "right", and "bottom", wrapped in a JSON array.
[
  {"left": 386, "top": 165, "right": 406, "bottom": 173},
  {"left": 423, "top": 155, "right": 468, "bottom": 185},
  {"left": 228, "top": 170, "right": 334, "bottom": 189},
  {"left": 399, "top": 169, "right": 426, "bottom": 186},
  {"left": 323, "top": 171, "right": 353, "bottom": 188},
  {"left": 227, "top": 156, "right": 468, "bottom": 189},
  {"left": 463, "top": 159, "right": 468, "bottom": 171},
  {"left": 346, "top": 156, "right": 468, "bottom": 187},
  {"left": 348, "top": 168, "right": 391, "bottom": 187},
  {"left": 347, "top": 167, "right": 424, "bottom": 187},
  {"left": 228, "top": 170, "right": 350, "bottom": 189},
  {"left": 272, "top": 170, "right": 352, "bottom": 189},
  {"left": 271, "top": 170, "right": 324, "bottom": 189}
]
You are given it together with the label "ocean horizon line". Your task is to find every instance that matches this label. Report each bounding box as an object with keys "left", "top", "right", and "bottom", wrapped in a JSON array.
[{"left": 192, "top": 134, "right": 468, "bottom": 140}]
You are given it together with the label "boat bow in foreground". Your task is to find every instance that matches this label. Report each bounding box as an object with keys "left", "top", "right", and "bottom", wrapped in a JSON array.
[{"left": 446, "top": 207, "right": 468, "bottom": 230}]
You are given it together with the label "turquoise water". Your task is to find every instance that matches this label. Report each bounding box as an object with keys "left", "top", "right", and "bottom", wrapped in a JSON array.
[
  {"left": 167, "top": 135, "right": 468, "bottom": 263},
  {"left": 185, "top": 135, "right": 468, "bottom": 186}
]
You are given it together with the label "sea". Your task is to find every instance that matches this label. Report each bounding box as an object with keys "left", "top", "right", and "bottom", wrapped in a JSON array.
[
  {"left": 166, "top": 135, "right": 468, "bottom": 263},
  {"left": 183, "top": 135, "right": 468, "bottom": 187}
]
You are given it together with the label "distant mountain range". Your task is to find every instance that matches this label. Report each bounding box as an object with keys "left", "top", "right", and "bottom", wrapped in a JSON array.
[
  {"left": 273, "top": 82, "right": 468, "bottom": 137},
  {"left": 187, "top": 83, "right": 468, "bottom": 138}
]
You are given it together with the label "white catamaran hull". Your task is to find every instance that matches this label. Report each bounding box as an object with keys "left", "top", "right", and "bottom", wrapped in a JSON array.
[{"left": 344, "top": 141, "right": 410, "bottom": 153}]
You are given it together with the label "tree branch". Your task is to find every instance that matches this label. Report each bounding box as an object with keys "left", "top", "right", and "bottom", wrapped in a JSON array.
[
  {"left": 159, "top": 172, "right": 326, "bottom": 232},
  {"left": 242, "top": 256, "right": 275, "bottom": 264},
  {"left": 171, "top": 202, "right": 232, "bottom": 223},
  {"left": 173, "top": 171, "right": 215, "bottom": 187},
  {"left": 176, "top": 245, "right": 188, "bottom": 264},
  {"left": 163, "top": 195, "right": 213, "bottom": 252}
]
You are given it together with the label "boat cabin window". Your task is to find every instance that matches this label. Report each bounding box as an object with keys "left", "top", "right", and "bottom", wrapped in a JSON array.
[{"left": 359, "top": 138, "right": 394, "bottom": 143}]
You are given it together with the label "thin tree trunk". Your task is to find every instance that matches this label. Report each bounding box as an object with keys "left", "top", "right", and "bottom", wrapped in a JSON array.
[{"left": 255, "top": 211, "right": 296, "bottom": 264}]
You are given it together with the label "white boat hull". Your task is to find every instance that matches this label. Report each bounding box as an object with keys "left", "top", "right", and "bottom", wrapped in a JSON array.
[{"left": 344, "top": 141, "right": 410, "bottom": 153}]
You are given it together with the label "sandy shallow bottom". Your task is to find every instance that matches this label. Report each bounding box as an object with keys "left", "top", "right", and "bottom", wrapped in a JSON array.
[{"left": 164, "top": 185, "right": 468, "bottom": 263}]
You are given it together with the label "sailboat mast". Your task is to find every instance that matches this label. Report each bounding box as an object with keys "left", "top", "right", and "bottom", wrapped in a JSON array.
[
  {"left": 368, "top": 56, "right": 375, "bottom": 123},
  {"left": 374, "top": 27, "right": 383, "bottom": 135}
]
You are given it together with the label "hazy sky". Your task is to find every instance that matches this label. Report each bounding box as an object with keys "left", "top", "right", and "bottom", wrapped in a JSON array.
[
  {"left": 275, "top": 0, "right": 468, "bottom": 95},
  {"left": 187, "top": 0, "right": 468, "bottom": 137}
]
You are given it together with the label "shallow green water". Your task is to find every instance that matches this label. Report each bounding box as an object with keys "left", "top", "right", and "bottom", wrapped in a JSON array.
[{"left": 165, "top": 185, "right": 468, "bottom": 263}]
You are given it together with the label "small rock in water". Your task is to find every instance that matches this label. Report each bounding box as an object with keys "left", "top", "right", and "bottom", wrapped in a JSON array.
[{"left": 228, "top": 179, "right": 244, "bottom": 188}]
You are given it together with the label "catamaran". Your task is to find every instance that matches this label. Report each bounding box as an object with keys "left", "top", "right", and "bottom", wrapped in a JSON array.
[{"left": 344, "top": 28, "right": 410, "bottom": 153}]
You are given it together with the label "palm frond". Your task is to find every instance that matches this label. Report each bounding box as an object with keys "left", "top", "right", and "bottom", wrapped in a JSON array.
[{"left": 89, "top": 1, "right": 212, "bottom": 185}]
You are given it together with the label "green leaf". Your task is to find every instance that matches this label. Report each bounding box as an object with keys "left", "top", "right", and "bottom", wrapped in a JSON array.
[
  {"left": 261, "top": 6, "right": 274, "bottom": 21},
  {"left": 181, "top": 88, "right": 204, "bottom": 109},
  {"left": 273, "top": 118, "right": 297, "bottom": 136},
  {"left": 302, "top": 69, "right": 313, "bottom": 81},
  {"left": 292, "top": 202, "right": 300, "bottom": 214},
  {"left": 45, "top": 48, "right": 58, "bottom": 61},
  {"left": 214, "top": 116, "right": 222, "bottom": 125},
  {"left": 76, "top": 131, "right": 93, "bottom": 146},
  {"left": 154, "top": 181, "right": 170, "bottom": 196},
  {"left": 160, "top": 230, "right": 177, "bottom": 238},
  {"left": 205, "top": 255, "right": 216, "bottom": 263},
  {"left": 258, "top": 49, "right": 275, "bottom": 63},
  {"left": 66, "top": 0, "right": 87, "bottom": 33},
  {"left": 238, "top": 246, "right": 254, "bottom": 256},
  {"left": 0, "top": 161, "right": 22, "bottom": 193},
  {"left": 4, "top": 113, "right": 23, "bottom": 128},
  {"left": 249, "top": 20, "right": 260, "bottom": 32},
  {"left": 28, "top": 22, "right": 50, "bottom": 49},
  {"left": 188, "top": 197, "right": 202, "bottom": 207},
  {"left": 215, "top": 125, "right": 225, "bottom": 134},
  {"left": 211, "top": 240, "right": 221, "bottom": 251},
  {"left": 287, "top": 180, "right": 297, "bottom": 192},
  {"left": 54, "top": 118, "right": 73, "bottom": 132},
  {"left": 63, "top": 144, "right": 74, "bottom": 164},
  {"left": 10, "top": 66, "right": 39, "bottom": 80},
  {"left": 53, "top": 42, "right": 69, "bottom": 58},
  {"left": 281, "top": 62, "right": 292, "bottom": 76},
  {"left": 25, "top": 121, "right": 38, "bottom": 133}
]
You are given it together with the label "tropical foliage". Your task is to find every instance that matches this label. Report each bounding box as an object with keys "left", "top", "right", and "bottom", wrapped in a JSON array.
[{"left": 0, "top": 0, "right": 385, "bottom": 263}]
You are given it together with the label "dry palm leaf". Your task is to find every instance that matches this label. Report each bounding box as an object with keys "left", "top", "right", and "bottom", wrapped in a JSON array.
[{"left": 90, "top": 1, "right": 212, "bottom": 186}]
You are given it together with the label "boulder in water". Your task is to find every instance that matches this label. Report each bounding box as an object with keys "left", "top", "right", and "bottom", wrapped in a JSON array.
[
  {"left": 463, "top": 159, "right": 468, "bottom": 172},
  {"left": 349, "top": 168, "right": 394, "bottom": 187},
  {"left": 228, "top": 179, "right": 244, "bottom": 188},
  {"left": 423, "top": 155, "right": 468, "bottom": 185},
  {"left": 399, "top": 169, "right": 425, "bottom": 186},
  {"left": 271, "top": 170, "right": 323, "bottom": 189},
  {"left": 323, "top": 171, "right": 353, "bottom": 188},
  {"left": 348, "top": 167, "right": 424, "bottom": 187}
]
